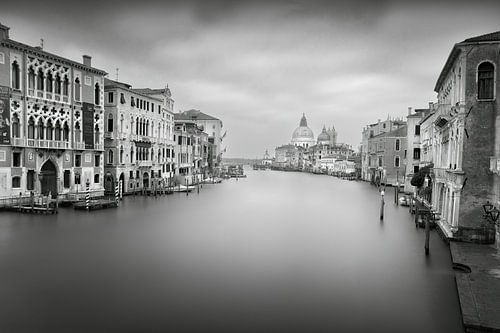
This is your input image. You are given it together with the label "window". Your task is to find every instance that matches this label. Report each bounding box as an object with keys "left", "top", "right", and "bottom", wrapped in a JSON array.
[
  {"left": 107, "top": 114, "right": 113, "bottom": 132},
  {"left": 12, "top": 152, "right": 21, "bottom": 167},
  {"left": 478, "top": 62, "right": 495, "bottom": 100},
  {"left": 413, "top": 148, "right": 421, "bottom": 160},
  {"left": 107, "top": 92, "right": 114, "bottom": 104},
  {"left": 46, "top": 119, "right": 53, "bottom": 140},
  {"left": 85, "top": 153, "right": 91, "bottom": 163},
  {"left": 28, "top": 67, "right": 35, "bottom": 90},
  {"left": 75, "top": 154, "right": 81, "bottom": 167},
  {"left": 94, "top": 174, "right": 100, "bottom": 184},
  {"left": 129, "top": 171, "right": 134, "bottom": 179},
  {"left": 11, "top": 113, "right": 19, "bottom": 138},
  {"left": 55, "top": 74, "right": 61, "bottom": 94},
  {"left": 46, "top": 71, "right": 53, "bottom": 92},
  {"left": 0, "top": 150, "right": 5, "bottom": 162},
  {"left": 394, "top": 156, "right": 400, "bottom": 168},
  {"left": 11, "top": 61, "right": 20, "bottom": 89},
  {"left": 120, "top": 146, "right": 124, "bottom": 164},
  {"left": 12, "top": 176, "right": 21, "bottom": 188},
  {"left": 108, "top": 150, "right": 114, "bottom": 164},
  {"left": 95, "top": 154, "right": 100, "bottom": 167},
  {"left": 37, "top": 68, "right": 44, "bottom": 90},
  {"left": 63, "top": 170, "right": 70, "bottom": 188},
  {"left": 74, "top": 77, "right": 81, "bottom": 101},
  {"left": 63, "top": 76, "right": 69, "bottom": 96},
  {"left": 0, "top": 52, "right": 4, "bottom": 64},
  {"left": 415, "top": 125, "right": 420, "bottom": 135},
  {"left": 378, "top": 157, "right": 383, "bottom": 167},
  {"left": 75, "top": 122, "right": 81, "bottom": 142},
  {"left": 395, "top": 139, "right": 400, "bottom": 151},
  {"left": 27, "top": 170, "right": 35, "bottom": 190},
  {"left": 413, "top": 166, "right": 419, "bottom": 174},
  {"left": 63, "top": 122, "right": 69, "bottom": 141},
  {"left": 75, "top": 173, "right": 81, "bottom": 185},
  {"left": 120, "top": 93, "right": 125, "bottom": 104},
  {"left": 95, "top": 83, "right": 100, "bottom": 105},
  {"left": 28, "top": 117, "right": 35, "bottom": 139},
  {"left": 131, "top": 96, "right": 135, "bottom": 107}
]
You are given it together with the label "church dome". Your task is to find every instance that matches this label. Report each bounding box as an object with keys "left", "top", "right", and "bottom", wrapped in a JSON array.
[
  {"left": 291, "top": 113, "right": 315, "bottom": 148},
  {"left": 317, "top": 125, "right": 330, "bottom": 144}
]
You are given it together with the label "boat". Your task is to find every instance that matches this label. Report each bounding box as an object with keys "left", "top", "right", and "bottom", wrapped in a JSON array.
[{"left": 173, "top": 185, "right": 196, "bottom": 192}]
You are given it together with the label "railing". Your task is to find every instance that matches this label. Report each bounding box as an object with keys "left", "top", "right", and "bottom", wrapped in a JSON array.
[
  {"left": 22, "top": 138, "right": 69, "bottom": 149},
  {"left": 74, "top": 142, "right": 86, "bottom": 150},
  {"left": 12, "top": 137, "right": 25, "bottom": 146},
  {"left": 104, "top": 132, "right": 113, "bottom": 139},
  {"left": 137, "top": 160, "right": 153, "bottom": 167},
  {"left": 95, "top": 143, "right": 104, "bottom": 151}
]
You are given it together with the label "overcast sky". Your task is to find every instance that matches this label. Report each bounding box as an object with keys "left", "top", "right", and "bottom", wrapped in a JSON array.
[{"left": 2, "top": 0, "right": 500, "bottom": 157}]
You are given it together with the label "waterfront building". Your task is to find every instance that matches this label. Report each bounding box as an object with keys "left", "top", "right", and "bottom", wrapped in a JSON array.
[
  {"left": 366, "top": 126, "right": 407, "bottom": 186},
  {"left": 103, "top": 79, "right": 175, "bottom": 194},
  {"left": 360, "top": 118, "right": 406, "bottom": 182},
  {"left": 274, "top": 144, "right": 304, "bottom": 169},
  {"left": 261, "top": 149, "right": 273, "bottom": 166},
  {"left": 291, "top": 113, "right": 315, "bottom": 148},
  {"left": 0, "top": 23, "right": 106, "bottom": 198},
  {"left": 174, "top": 109, "right": 224, "bottom": 170},
  {"left": 421, "top": 31, "right": 500, "bottom": 244},
  {"left": 403, "top": 107, "right": 427, "bottom": 193}
]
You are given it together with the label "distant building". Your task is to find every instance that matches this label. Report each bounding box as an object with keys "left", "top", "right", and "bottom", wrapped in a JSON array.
[
  {"left": 291, "top": 113, "right": 315, "bottom": 148},
  {"left": 262, "top": 149, "right": 273, "bottom": 166},
  {"left": 403, "top": 107, "right": 427, "bottom": 193},
  {"left": 274, "top": 144, "right": 304, "bottom": 169}
]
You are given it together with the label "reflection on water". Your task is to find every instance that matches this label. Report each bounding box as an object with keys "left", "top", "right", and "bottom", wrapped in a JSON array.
[{"left": 0, "top": 169, "right": 463, "bottom": 332}]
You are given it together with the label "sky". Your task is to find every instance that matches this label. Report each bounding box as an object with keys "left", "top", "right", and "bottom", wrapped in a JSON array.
[{"left": 2, "top": 0, "right": 500, "bottom": 158}]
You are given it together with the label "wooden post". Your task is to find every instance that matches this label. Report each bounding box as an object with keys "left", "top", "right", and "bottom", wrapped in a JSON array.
[
  {"left": 424, "top": 213, "right": 430, "bottom": 255},
  {"left": 380, "top": 189, "right": 385, "bottom": 220},
  {"left": 186, "top": 178, "right": 189, "bottom": 196}
]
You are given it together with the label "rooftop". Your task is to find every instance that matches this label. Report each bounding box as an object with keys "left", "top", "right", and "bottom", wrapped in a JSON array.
[{"left": 175, "top": 109, "right": 220, "bottom": 121}]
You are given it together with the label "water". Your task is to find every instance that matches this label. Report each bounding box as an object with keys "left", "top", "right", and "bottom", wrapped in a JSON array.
[{"left": 0, "top": 169, "right": 464, "bottom": 332}]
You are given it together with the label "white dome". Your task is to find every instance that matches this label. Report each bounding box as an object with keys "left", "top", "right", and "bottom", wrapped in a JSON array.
[{"left": 291, "top": 114, "right": 315, "bottom": 148}]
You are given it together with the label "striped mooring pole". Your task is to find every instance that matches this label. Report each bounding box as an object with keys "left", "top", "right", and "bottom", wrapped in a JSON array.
[
  {"left": 119, "top": 179, "right": 123, "bottom": 200},
  {"left": 115, "top": 181, "right": 120, "bottom": 206},
  {"left": 85, "top": 179, "right": 90, "bottom": 211}
]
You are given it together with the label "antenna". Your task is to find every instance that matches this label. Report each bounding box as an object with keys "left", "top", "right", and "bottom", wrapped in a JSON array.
[
  {"left": 40, "top": 38, "right": 44, "bottom": 49},
  {"left": 115, "top": 68, "right": 119, "bottom": 81}
]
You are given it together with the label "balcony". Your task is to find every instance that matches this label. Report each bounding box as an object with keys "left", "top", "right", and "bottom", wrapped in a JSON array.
[
  {"left": 104, "top": 132, "right": 114, "bottom": 139},
  {"left": 11, "top": 137, "right": 25, "bottom": 146},
  {"left": 136, "top": 160, "right": 153, "bottom": 167},
  {"left": 23, "top": 138, "right": 69, "bottom": 149},
  {"left": 490, "top": 157, "right": 500, "bottom": 175},
  {"left": 95, "top": 143, "right": 104, "bottom": 151},
  {"left": 74, "top": 142, "right": 86, "bottom": 150}
]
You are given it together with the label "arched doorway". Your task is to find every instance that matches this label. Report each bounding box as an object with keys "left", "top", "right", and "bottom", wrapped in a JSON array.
[
  {"left": 143, "top": 172, "right": 149, "bottom": 190},
  {"left": 104, "top": 173, "right": 114, "bottom": 195},
  {"left": 40, "top": 159, "right": 57, "bottom": 197},
  {"left": 119, "top": 173, "right": 125, "bottom": 195}
]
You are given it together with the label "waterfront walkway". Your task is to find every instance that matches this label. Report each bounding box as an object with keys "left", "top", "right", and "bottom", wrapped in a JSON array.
[{"left": 450, "top": 242, "right": 500, "bottom": 332}]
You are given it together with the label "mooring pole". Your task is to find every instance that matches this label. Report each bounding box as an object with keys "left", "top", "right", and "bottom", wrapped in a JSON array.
[
  {"left": 424, "top": 213, "right": 430, "bottom": 255},
  {"left": 380, "top": 189, "right": 385, "bottom": 220},
  {"left": 86, "top": 180, "right": 90, "bottom": 211}
]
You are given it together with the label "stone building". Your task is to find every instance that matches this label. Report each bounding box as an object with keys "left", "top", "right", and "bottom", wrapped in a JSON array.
[
  {"left": 291, "top": 113, "right": 315, "bottom": 148},
  {"left": 103, "top": 79, "right": 175, "bottom": 194},
  {"left": 0, "top": 22, "right": 106, "bottom": 198},
  {"left": 422, "top": 31, "right": 500, "bottom": 244},
  {"left": 403, "top": 107, "right": 427, "bottom": 192},
  {"left": 274, "top": 144, "right": 304, "bottom": 169}
]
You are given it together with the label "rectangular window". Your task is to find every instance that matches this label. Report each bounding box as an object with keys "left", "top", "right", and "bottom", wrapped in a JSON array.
[
  {"left": 94, "top": 154, "right": 100, "bottom": 167},
  {"left": 85, "top": 153, "right": 91, "bottom": 163},
  {"left": 84, "top": 76, "right": 92, "bottom": 86},
  {"left": 0, "top": 150, "right": 6, "bottom": 161},
  {"left": 413, "top": 166, "right": 420, "bottom": 174},
  {"left": 413, "top": 148, "right": 421, "bottom": 160},
  {"left": 75, "top": 154, "right": 81, "bottom": 167},
  {"left": 107, "top": 92, "right": 114, "bottom": 104},
  {"left": 13, "top": 152, "right": 21, "bottom": 167},
  {"left": 0, "top": 52, "right": 4, "bottom": 64},
  {"left": 394, "top": 156, "right": 400, "bottom": 168},
  {"left": 63, "top": 170, "right": 70, "bottom": 188},
  {"left": 136, "top": 170, "right": 139, "bottom": 178},
  {"left": 395, "top": 139, "right": 400, "bottom": 151},
  {"left": 130, "top": 171, "right": 134, "bottom": 179},
  {"left": 27, "top": 170, "right": 35, "bottom": 190},
  {"left": 415, "top": 125, "right": 420, "bottom": 135},
  {"left": 94, "top": 174, "right": 100, "bottom": 183},
  {"left": 75, "top": 173, "right": 81, "bottom": 185},
  {"left": 12, "top": 177, "right": 21, "bottom": 188}
]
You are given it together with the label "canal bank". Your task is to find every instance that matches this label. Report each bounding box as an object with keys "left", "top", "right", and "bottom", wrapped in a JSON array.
[{"left": 0, "top": 169, "right": 464, "bottom": 332}]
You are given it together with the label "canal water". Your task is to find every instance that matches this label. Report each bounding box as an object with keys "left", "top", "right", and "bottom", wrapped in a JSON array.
[{"left": 0, "top": 169, "right": 464, "bottom": 332}]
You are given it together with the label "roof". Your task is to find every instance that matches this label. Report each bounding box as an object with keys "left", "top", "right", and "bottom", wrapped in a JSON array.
[
  {"left": 372, "top": 126, "right": 407, "bottom": 139},
  {"left": 0, "top": 39, "right": 107, "bottom": 75},
  {"left": 132, "top": 86, "right": 172, "bottom": 97},
  {"left": 104, "top": 78, "right": 131, "bottom": 89},
  {"left": 435, "top": 31, "right": 500, "bottom": 92},
  {"left": 175, "top": 109, "right": 220, "bottom": 121}
]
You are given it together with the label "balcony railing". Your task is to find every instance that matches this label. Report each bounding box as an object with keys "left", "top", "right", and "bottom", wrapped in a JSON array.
[
  {"left": 74, "top": 142, "right": 86, "bottom": 150},
  {"left": 136, "top": 160, "right": 153, "bottom": 167},
  {"left": 22, "top": 138, "right": 70, "bottom": 149},
  {"left": 95, "top": 143, "right": 104, "bottom": 151}
]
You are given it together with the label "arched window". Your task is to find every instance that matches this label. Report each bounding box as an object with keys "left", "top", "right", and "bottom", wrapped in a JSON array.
[
  {"left": 95, "top": 83, "right": 100, "bottom": 105},
  {"left": 395, "top": 139, "right": 400, "bottom": 151},
  {"left": 28, "top": 117, "right": 35, "bottom": 139},
  {"left": 120, "top": 114, "right": 124, "bottom": 133},
  {"left": 146, "top": 120, "right": 149, "bottom": 136},
  {"left": 107, "top": 114, "right": 113, "bottom": 132},
  {"left": 54, "top": 121, "right": 61, "bottom": 141},
  {"left": 75, "top": 121, "right": 81, "bottom": 142},
  {"left": 478, "top": 62, "right": 495, "bottom": 100},
  {"left": 135, "top": 117, "right": 139, "bottom": 135},
  {"left": 63, "top": 75, "right": 69, "bottom": 96},
  {"left": 55, "top": 74, "right": 61, "bottom": 94},
  {"left": 94, "top": 124, "right": 100, "bottom": 144},
  {"left": 11, "top": 113, "right": 20, "bottom": 138},
  {"left": 131, "top": 146, "right": 134, "bottom": 163},
  {"left": 37, "top": 69, "right": 44, "bottom": 91},
  {"left": 46, "top": 119, "right": 53, "bottom": 140},
  {"left": 108, "top": 150, "right": 114, "bottom": 164},
  {"left": 46, "top": 71, "right": 53, "bottom": 92},
  {"left": 120, "top": 146, "right": 124, "bottom": 164},
  {"left": 37, "top": 118, "right": 44, "bottom": 139},
  {"left": 63, "top": 122, "right": 69, "bottom": 141},
  {"left": 394, "top": 156, "right": 400, "bottom": 168},
  {"left": 11, "top": 61, "right": 20, "bottom": 89},
  {"left": 131, "top": 96, "right": 135, "bottom": 107},
  {"left": 28, "top": 67, "right": 35, "bottom": 90},
  {"left": 74, "top": 77, "right": 81, "bottom": 101}
]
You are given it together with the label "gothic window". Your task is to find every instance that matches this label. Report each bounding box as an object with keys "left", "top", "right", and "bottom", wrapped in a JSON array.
[
  {"left": 95, "top": 83, "right": 101, "bottom": 105},
  {"left": 55, "top": 74, "right": 61, "bottom": 94},
  {"left": 11, "top": 113, "right": 19, "bottom": 138},
  {"left": 11, "top": 61, "right": 20, "bottom": 89},
  {"left": 394, "top": 156, "right": 400, "bottom": 168},
  {"left": 54, "top": 121, "right": 61, "bottom": 141},
  {"left": 120, "top": 115, "right": 124, "bottom": 132},
  {"left": 46, "top": 119, "right": 53, "bottom": 140},
  {"left": 37, "top": 68, "right": 44, "bottom": 91},
  {"left": 46, "top": 71, "right": 53, "bottom": 92},
  {"left": 94, "top": 124, "right": 100, "bottom": 144},
  {"left": 63, "top": 75, "right": 69, "bottom": 96},
  {"left": 120, "top": 146, "right": 124, "bottom": 164},
  {"left": 131, "top": 147, "right": 134, "bottom": 163},
  {"left": 135, "top": 117, "right": 139, "bottom": 135},
  {"left": 108, "top": 149, "right": 114, "bottom": 164},
  {"left": 63, "top": 122, "right": 69, "bottom": 141},
  {"left": 28, "top": 117, "right": 35, "bottom": 139},
  {"left": 478, "top": 61, "right": 495, "bottom": 100},
  {"left": 146, "top": 120, "right": 149, "bottom": 136},
  {"left": 131, "top": 96, "right": 135, "bottom": 107},
  {"left": 63, "top": 170, "right": 70, "bottom": 188},
  {"left": 28, "top": 67, "right": 35, "bottom": 90},
  {"left": 74, "top": 77, "right": 81, "bottom": 101},
  {"left": 75, "top": 121, "right": 81, "bottom": 142},
  {"left": 107, "top": 114, "right": 113, "bottom": 132},
  {"left": 120, "top": 93, "right": 125, "bottom": 104},
  {"left": 37, "top": 118, "right": 44, "bottom": 139}
]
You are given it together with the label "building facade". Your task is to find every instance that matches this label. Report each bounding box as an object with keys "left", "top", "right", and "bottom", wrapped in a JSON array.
[
  {"left": 0, "top": 23, "right": 106, "bottom": 198},
  {"left": 404, "top": 107, "right": 426, "bottom": 192},
  {"left": 103, "top": 79, "right": 175, "bottom": 195}
]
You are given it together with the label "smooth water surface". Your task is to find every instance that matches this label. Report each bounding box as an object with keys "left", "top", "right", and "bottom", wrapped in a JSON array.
[{"left": 0, "top": 169, "right": 464, "bottom": 332}]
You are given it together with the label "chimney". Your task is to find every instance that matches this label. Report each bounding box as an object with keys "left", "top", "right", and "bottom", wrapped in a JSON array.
[
  {"left": 83, "top": 55, "right": 92, "bottom": 67},
  {"left": 428, "top": 102, "right": 433, "bottom": 111},
  {"left": 408, "top": 107, "right": 412, "bottom": 115},
  {"left": 0, "top": 22, "right": 10, "bottom": 41}
]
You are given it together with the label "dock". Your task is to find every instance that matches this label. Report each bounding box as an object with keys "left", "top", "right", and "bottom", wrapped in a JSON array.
[{"left": 73, "top": 199, "right": 118, "bottom": 211}]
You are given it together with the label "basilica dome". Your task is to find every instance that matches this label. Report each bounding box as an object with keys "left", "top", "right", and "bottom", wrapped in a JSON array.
[
  {"left": 291, "top": 113, "right": 315, "bottom": 148},
  {"left": 317, "top": 125, "right": 330, "bottom": 144}
]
